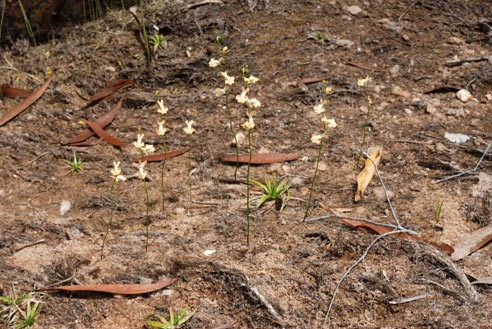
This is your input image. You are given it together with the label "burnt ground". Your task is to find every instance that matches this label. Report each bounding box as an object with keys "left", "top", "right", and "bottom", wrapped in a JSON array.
[{"left": 0, "top": 0, "right": 491, "bottom": 328}]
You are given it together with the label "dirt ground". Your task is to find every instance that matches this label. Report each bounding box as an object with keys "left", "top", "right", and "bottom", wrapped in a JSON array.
[{"left": 0, "top": 0, "right": 491, "bottom": 328}]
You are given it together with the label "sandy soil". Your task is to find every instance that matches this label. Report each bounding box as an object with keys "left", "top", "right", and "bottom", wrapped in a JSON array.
[{"left": 0, "top": 0, "right": 491, "bottom": 328}]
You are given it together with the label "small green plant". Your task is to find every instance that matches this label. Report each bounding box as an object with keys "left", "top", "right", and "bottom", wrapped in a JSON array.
[
  {"left": 1, "top": 290, "right": 40, "bottom": 329},
  {"left": 17, "top": 0, "right": 36, "bottom": 46},
  {"left": 434, "top": 188, "right": 444, "bottom": 223},
  {"left": 316, "top": 32, "right": 325, "bottom": 45},
  {"left": 149, "top": 30, "right": 166, "bottom": 57},
  {"left": 146, "top": 307, "right": 196, "bottom": 329},
  {"left": 250, "top": 175, "right": 291, "bottom": 211},
  {"left": 65, "top": 151, "right": 86, "bottom": 173}
]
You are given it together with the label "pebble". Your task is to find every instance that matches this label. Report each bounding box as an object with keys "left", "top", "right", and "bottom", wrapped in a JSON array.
[
  {"left": 392, "top": 86, "right": 410, "bottom": 98},
  {"left": 60, "top": 200, "right": 71, "bottom": 216},
  {"left": 346, "top": 5, "right": 363, "bottom": 15},
  {"left": 485, "top": 94, "right": 492, "bottom": 102},
  {"left": 456, "top": 89, "right": 472, "bottom": 102},
  {"left": 389, "top": 65, "right": 400, "bottom": 76},
  {"left": 404, "top": 108, "right": 413, "bottom": 115},
  {"left": 318, "top": 161, "right": 328, "bottom": 171},
  {"left": 426, "top": 103, "right": 438, "bottom": 114}
]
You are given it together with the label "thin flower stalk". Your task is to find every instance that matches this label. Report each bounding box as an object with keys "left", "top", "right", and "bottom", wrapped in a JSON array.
[
  {"left": 303, "top": 81, "right": 336, "bottom": 220},
  {"left": 101, "top": 158, "right": 126, "bottom": 258},
  {"left": 357, "top": 74, "right": 373, "bottom": 164},
  {"left": 134, "top": 128, "right": 154, "bottom": 250},
  {"left": 209, "top": 45, "right": 240, "bottom": 179},
  {"left": 237, "top": 65, "right": 261, "bottom": 247},
  {"left": 157, "top": 100, "right": 168, "bottom": 209},
  {"left": 183, "top": 120, "right": 195, "bottom": 201}
]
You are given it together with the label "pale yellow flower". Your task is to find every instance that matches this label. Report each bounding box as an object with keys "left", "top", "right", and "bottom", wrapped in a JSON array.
[
  {"left": 208, "top": 58, "right": 221, "bottom": 68},
  {"left": 221, "top": 72, "right": 235, "bottom": 86},
  {"left": 137, "top": 161, "right": 147, "bottom": 180},
  {"left": 357, "top": 76, "right": 371, "bottom": 87},
  {"left": 183, "top": 120, "right": 195, "bottom": 135},
  {"left": 157, "top": 100, "right": 168, "bottom": 115},
  {"left": 214, "top": 88, "right": 225, "bottom": 97},
  {"left": 110, "top": 161, "right": 126, "bottom": 181},
  {"left": 222, "top": 46, "right": 229, "bottom": 53},
  {"left": 236, "top": 88, "right": 249, "bottom": 104},
  {"left": 133, "top": 133, "right": 145, "bottom": 149},
  {"left": 314, "top": 103, "right": 325, "bottom": 115},
  {"left": 325, "top": 86, "right": 332, "bottom": 94},
  {"left": 157, "top": 120, "right": 167, "bottom": 136},
  {"left": 322, "top": 116, "right": 337, "bottom": 128},
  {"left": 367, "top": 96, "right": 372, "bottom": 105},
  {"left": 249, "top": 98, "right": 261, "bottom": 108},
  {"left": 245, "top": 75, "right": 259, "bottom": 84},
  {"left": 311, "top": 134, "right": 323, "bottom": 145},
  {"left": 242, "top": 116, "right": 255, "bottom": 130}
]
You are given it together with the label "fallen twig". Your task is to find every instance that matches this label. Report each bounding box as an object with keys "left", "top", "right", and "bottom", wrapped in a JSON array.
[
  {"left": 388, "top": 294, "right": 427, "bottom": 305},
  {"left": 14, "top": 239, "right": 46, "bottom": 252},
  {"left": 432, "top": 142, "right": 491, "bottom": 184},
  {"left": 445, "top": 55, "right": 492, "bottom": 67},
  {"left": 415, "top": 242, "right": 479, "bottom": 303},
  {"left": 321, "top": 229, "right": 408, "bottom": 328},
  {"left": 243, "top": 276, "right": 283, "bottom": 324}
]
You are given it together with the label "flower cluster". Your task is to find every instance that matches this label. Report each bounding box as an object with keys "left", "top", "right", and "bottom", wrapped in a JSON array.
[
  {"left": 311, "top": 87, "right": 337, "bottom": 145},
  {"left": 133, "top": 133, "right": 155, "bottom": 155},
  {"left": 111, "top": 160, "right": 126, "bottom": 182},
  {"left": 236, "top": 75, "right": 261, "bottom": 131}
]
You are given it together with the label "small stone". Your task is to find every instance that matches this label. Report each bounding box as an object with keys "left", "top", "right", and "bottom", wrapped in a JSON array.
[
  {"left": 426, "top": 103, "right": 437, "bottom": 114},
  {"left": 60, "top": 200, "right": 71, "bottom": 216},
  {"left": 389, "top": 65, "right": 400, "bottom": 76},
  {"left": 281, "top": 164, "right": 292, "bottom": 174},
  {"left": 66, "top": 226, "right": 83, "bottom": 240},
  {"left": 105, "top": 66, "right": 116, "bottom": 73},
  {"left": 392, "top": 86, "right": 410, "bottom": 98},
  {"left": 404, "top": 108, "right": 413, "bottom": 115},
  {"left": 402, "top": 34, "right": 410, "bottom": 42},
  {"left": 203, "top": 249, "right": 216, "bottom": 256},
  {"left": 456, "top": 89, "right": 472, "bottom": 102},
  {"left": 301, "top": 156, "right": 309, "bottom": 162},
  {"left": 268, "top": 163, "right": 282, "bottom": 174},
  {"left": 359, "top": 105, "right": 368, "bottom": 114},
  {"left": 485, "top": 94, "right": 492, "bottom": 101},
  {"left": 346, "top": 5, "right": 363, "bottom": 15},
  {"left": 318, "top": 161, "right": 328, "bottom": 171}
]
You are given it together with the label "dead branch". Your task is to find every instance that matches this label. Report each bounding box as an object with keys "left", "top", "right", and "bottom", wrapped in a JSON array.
[{"left": 432, "top": 142, "right": 491, "bottom": 184}]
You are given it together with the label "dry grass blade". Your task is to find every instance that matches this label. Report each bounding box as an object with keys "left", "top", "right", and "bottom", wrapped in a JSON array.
[
  {"left": 0, "top": 75, "right": 53, "bottom": 126},
  {"left": 42, "top": 278, "right": 177, "bottom": 295}
]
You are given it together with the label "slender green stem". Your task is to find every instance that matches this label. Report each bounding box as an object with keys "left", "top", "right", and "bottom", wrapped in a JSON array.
[
  {"left": 188, "top": 134, "right": 193, "bottom": 201},
  {"left": 357, "top": 74, "right": 373, "bottom": 165},
  {"left": 224, "top": 88, "right": 240, "bottom": 179},
  {"left": 101, "top": 178, "right": 116, "bottom": 258},
  {"left": 143, "top": 178, "right": 150, "bottom": 251},
  {"left": 246, "top": 127, "right": 252, "bottom": 247},
  {"left": 161, "top": 133, "right": 166, "bottom": 209},
  {"left": 17, "top": 0, "right": 36, "bottom": 46},
  {"left": 304, "top": 122, "right": 327, "bottom": 220}
]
